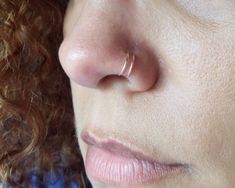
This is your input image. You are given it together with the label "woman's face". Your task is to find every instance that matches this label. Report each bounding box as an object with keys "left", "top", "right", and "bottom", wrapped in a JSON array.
[{"left": 59, "top": 1, "right": 235, "bottom": 188}]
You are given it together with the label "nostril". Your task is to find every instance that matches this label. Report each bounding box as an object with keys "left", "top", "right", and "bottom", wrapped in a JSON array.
[{"left": 98, "top": 75, "right": 128, "bottom": 90}]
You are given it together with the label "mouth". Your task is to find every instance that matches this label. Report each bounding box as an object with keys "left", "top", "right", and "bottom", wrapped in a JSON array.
[{"left": 81, "top": 130, "right": 188, "bottom": 187}]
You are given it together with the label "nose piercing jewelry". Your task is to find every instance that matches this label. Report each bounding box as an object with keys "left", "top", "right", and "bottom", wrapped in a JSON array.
[{"left": 119, "top": 53, "right": 135, "bottom": 78}]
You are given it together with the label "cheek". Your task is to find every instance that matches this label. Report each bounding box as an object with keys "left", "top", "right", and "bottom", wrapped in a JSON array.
[
  {"left": 182, "top": 96, "right": 235, "bottom": 185},
  {"left": 158, "top": 21, "right": 235, "bottom": 104},
  {"left": 175, "top": 0, "right": 235, "bottom": 23},
  {"left": 181, "top": 96, "right": 235, "bottom": 161},
  {"left": 155, "top": 18, "right": 235, "bottom": 164},
  {"left": 175, "top": 33, "right": 235, "bottom": 170}
]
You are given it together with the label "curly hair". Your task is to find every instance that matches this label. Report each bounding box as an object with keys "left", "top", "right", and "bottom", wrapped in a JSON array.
[{"left": 0, "top": 0, "right": 90, "bottom": 187}]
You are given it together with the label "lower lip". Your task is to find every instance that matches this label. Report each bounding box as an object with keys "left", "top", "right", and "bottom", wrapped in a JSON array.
[{"left": 85, "top": 146, "right": 184, "bottom": 187}]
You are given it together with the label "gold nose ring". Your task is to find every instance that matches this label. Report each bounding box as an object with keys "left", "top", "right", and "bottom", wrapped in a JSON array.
[{"left": 119, "top": 53, "right": 135, "bottom": 78}]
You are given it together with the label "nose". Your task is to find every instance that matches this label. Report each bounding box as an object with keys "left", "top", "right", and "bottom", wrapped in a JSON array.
[{"left": 59, "top": 1, "right": 159, "bottom": 92}]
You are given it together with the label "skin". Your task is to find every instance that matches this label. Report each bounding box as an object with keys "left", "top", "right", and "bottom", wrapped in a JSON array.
[{"left": 59, "top": 0, "right": 235, "bottom": 187}]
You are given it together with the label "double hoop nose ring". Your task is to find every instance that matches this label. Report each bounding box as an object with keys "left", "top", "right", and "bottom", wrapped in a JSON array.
[{"left": 119, "top": 53, "right": 135, "bottom": 78}]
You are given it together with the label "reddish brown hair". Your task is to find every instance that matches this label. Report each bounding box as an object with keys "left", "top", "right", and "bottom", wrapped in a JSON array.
[{"left": 0, "top": 0, "right": 89, "bottom": 187}]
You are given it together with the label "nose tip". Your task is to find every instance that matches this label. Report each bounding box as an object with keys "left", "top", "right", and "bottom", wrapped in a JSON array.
[
  {"left": 59, "top": 46, "right": 104, "bottom": 88},
  {"left": 59, "top": 42, "right": 131, "bottom": 89},
  {"left": 59, "top": 41, "right": 159, "bottom": 92}
]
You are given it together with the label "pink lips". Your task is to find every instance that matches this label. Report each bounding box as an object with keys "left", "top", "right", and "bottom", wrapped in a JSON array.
[{"left": 82, "top": 131, "right": 185, "bottom": 187}]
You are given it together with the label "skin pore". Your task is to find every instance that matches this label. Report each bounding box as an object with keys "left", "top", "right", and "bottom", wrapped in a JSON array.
[{"left": 59, "top": 0, "right": 235, "bottom": 188}]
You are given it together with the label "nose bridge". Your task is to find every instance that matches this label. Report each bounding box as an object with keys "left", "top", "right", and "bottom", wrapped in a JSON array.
[
  {"left": 63, "top": 0, "right": 131, "bottom": 55},
  {"left": 59, "top": 1, "right": 159, "bottom": 92}
]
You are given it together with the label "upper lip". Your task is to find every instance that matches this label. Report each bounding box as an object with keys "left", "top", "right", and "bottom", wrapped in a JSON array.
[{"left": 81, "top": 129, "right": 183, "bottom": 166}]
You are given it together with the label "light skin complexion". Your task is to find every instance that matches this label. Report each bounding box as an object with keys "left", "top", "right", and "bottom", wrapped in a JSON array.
[{"left": 59, "top": 1, "right": 235, "bottom": 188}]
